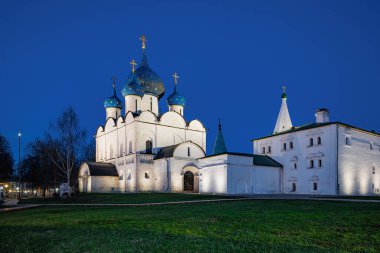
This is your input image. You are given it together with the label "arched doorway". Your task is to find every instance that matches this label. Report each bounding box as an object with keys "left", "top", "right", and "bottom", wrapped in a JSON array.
[{"left": 184, "top": 171, "right": 194, "bottom": 191}]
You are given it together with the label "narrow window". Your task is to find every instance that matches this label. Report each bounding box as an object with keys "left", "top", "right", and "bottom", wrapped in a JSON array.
[
  {"left": 146, "top": 140, "right": 152, "bottom": 154},
  {"left": 317, "top": 137, "right": 321, "bottom": 145},
  {"left": 188, "top": 147, "right": 191, "bottom": 157},
  {"left": 291, "top": 183, "right": 296, "bottom": 192},
  {"left": 135, "top": 99, "right": 138, "bottom": 112},
  {"left": 318, "top": 159, "right": 322, "bottom": 167},
  {"left": 150, "top": 97, "right": 153, "bottom": 111},
  {"left": 145, "top": 172, "right": 149, "bottom": 179},
  {"left": 283, "top": 143, "right": 287, "bottom": 151},
  {"left": 345, "top": 137, "right": 351, "bottom": 146},
  {"left": 373, "top": 167, "right": 376, "bottom": 175},
  {"left": 116, "top": 111, "right": 118, "bottom": 118},
  {"left": 290, "top": 142, "right": 293, "bottom": 149},
  {"left": 262, "top": 147, "right": 266, "bottom": 154},
  {"left": 268, "top": 146, "right": 271, "bottom": 153},
  {"left": 310, "top": 160, "right": 314, "bottom": 168},
  {"left": 370, "top": 142, "right": 373, "bottom": 150},
  {"left": 313, "top": 182, "right": 318, "bottom": 191},
  {"left": 294, "top": 163, "right": 297, "bottom": 169},
  {"left": 129, "top": 141, "right": 132, "bottom": 154},
  {"left": 309, "top": 138, "right": 314, "bottom": 147},
  {"left": 180, "top": 109, "right": 182, "bottom": 115}
]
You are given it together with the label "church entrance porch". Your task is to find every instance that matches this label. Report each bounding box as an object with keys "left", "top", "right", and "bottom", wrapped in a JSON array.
[
  {"left": 181, "top": 165, "right": 199, "bottom": 193},
  {"left": 184, "top": 171, "right": 194, "bottom": 191}
]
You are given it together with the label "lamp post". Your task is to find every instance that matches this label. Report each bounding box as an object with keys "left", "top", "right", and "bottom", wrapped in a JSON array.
[{"left": 18, "top": 132, "right": 21, "bottom": 200}]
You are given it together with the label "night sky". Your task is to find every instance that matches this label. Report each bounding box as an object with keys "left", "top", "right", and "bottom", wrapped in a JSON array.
[{"left": 1, "top": 0, "right": 379, "bottom": 158}]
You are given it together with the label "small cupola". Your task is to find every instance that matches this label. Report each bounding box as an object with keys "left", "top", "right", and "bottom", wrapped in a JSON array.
[
  {"left": 167, "top": 72, "right": 186, "bottom": 116},
  {"left": 104, "top": 78, "right": 123, "bottom": 119}
]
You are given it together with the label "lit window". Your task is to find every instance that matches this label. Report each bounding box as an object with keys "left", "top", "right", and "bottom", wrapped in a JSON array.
[
  {"left": 310, "top": 160, "right": 314, "bottom": 168},
  {"left": 318, "top": 159, "right": 322, "bottom": 167},
  {"left": 283, "top": 143, "right": 287, "bottom": 151},
  {"left": 309, "top": 138, "right": 314, "bottom": 147},
  {"left": 317, "top": 137, "right": 321, "bottom": 145},
  {"left": 290, "top": 142, "right": 293, "bottom": 149},
  {"left": 313, "top": 182, "right": 318, "bottom": 191}
]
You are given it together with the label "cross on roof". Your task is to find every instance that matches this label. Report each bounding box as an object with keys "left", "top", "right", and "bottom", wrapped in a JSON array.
[
  {"left": 130, "top": 59, "right": 137, "bottom": 73},
  {"left": 111, "top": 76, "right": 117, "bottom": 88},
  {"left": 173, "top": 72, "right": 180, "bottom": 85},
  {"left": 282, "top": 86, "right": 286, "bottom": 93},
  {"left": 140, "top": 35, "right": 147, "bottom": 50}
]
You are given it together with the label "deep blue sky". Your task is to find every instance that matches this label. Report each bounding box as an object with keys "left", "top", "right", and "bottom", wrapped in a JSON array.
[{"left": 1, "top": 0, "right": 379, "bottom": 158}]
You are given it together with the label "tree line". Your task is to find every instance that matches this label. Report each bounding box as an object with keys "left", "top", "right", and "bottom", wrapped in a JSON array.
[{"left": 0, "top": 107, "right": 95, "bottom": 195}]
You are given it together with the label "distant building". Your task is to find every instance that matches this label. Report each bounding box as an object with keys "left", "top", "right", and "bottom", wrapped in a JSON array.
[{"left": 79, "top": 37, "right": 380, "bottom": 196}]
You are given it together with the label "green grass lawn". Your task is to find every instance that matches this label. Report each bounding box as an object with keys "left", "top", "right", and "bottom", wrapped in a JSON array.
[
  {"left": 1, "top": 197, "right": 380, "bottom": 252},
  {"left": 19, "top": 192, "right": 240, "bottom": 204}
]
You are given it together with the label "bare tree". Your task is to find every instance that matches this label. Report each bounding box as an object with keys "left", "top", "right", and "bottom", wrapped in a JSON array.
[
  {"left": 45, "top": 107, "right": 86, "bottom": 193},
  {"left": 0, "top": 134, "right": 14, "bottom": 181}
]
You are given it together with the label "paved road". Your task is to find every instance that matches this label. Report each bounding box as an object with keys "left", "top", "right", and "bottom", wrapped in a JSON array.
[{"left": 1, "top": 195, "right": 379, "bottom": 213}]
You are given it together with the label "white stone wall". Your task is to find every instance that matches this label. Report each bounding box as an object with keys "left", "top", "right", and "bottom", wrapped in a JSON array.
[
  {"left": 199, "top": 154, "right": 281, "bottom": 195},
  {"left": 169, "top": 105, "right": 184, "bottom": 116},
  {"left": 125, "top": 95, "right": 141, "bottom": 114},
  {"left": 90, "top": 176, "right": 119, "bottom": 192},
  {"left": 338, "top": 125, "right": 380, "bottom": 195},
  {"left": 253, "top": 124, "right": 338, "bottom": 195},
  {"left": 141, "top": 94, "right": 159, "bottom": 115}
]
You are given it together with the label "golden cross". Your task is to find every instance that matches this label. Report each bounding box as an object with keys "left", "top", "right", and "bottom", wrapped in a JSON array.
[
  {"left": 140, "top": 35, "right": 147, "bottom": 50},
  {"left": 130, "top": 59, "right": 137, "bottom": 73},
  {"left": 173, "top": 72, "right": 180, "bottom": 85}
]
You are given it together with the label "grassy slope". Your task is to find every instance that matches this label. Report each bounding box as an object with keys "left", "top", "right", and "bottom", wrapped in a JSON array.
[
  {"left": 1, "top": 200, "right": 379, "bottom": 253},
  {"left": 19, "top": 193, "right": 240, "bottom": 204}
]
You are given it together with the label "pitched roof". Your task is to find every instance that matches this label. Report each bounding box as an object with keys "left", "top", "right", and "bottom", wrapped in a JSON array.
[
  {"left": 154, "top": 143, "right": 182, "bottom": 159},
  {"left": 86, "top": 162, "right": 119, "bottom": 177},
  {"left": 213, "top": 121, "right": 227, "bottom": 155},
  {"left": 199, "top": 152, "right": 282, "bottom": 168},
  {"left": 252, "top": 121, "right": 380, "bottom": 141},
  {"left": 253, "top": 155, "right": 283, "bottom": 167}
]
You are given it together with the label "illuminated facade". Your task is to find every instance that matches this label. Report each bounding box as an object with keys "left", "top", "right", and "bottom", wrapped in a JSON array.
[{"left": 253, "top": 92, "right": 380, "bottom": 196}]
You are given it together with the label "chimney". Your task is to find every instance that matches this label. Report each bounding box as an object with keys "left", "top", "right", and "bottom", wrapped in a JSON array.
[{"left": 315, "top": 108, "right": 330, "bottom": 123}]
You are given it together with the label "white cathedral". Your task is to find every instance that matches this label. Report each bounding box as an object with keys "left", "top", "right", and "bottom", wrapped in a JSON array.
[{"left": 79, "top": 37, "right": 380, "bottom": 196}]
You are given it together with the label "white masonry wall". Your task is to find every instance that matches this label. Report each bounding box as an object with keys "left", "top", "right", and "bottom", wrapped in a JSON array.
[
  {"left": 253, "top": 124, "right": 338, "bottom": 195},
  {"left": 338, "top": 125, "right": 380, "bottom": 195}
]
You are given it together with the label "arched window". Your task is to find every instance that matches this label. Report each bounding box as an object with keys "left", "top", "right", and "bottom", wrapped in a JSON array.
[
  {"left": 283, "top": 143, "right": 287, "bottom": 151},
  {"left": 318, "top": 159, "right": 322, "bottom": 167},
  {"left": 345, "top": 137, "right": 351, "bottom": 146},
  {"left": 317, "top": 137, "right": 321, "bottom": 145},
  {"left": 291, "top": 183, "right": 296, "bottom": 192},
  {"left": 262, "top": 147, "right": 266, "bottom": 154},
  {"left": 129, "top": 141, "right": 133, "bottom": 154},
  {"left": 188, "top": 147, "right": 191, "bottom": 157},
  {"left": 294, "top": 163, "right": 297, "bottom": 169},
  {"left": 309, "top": 138, "right": 314, "bottom": 147},
  {"left": 373, "top": 167, "right": 376, "bottom": 175},
  {"left": 290, "top": 142, "right": 294, "bottom": 149},
  {"left": 309, "top": 160, "right": 314, "bottom": 168},
  {"left": 146, "top": 140, "right": 153, "bottom": 154},
  {"left": 313, "top": 182, "right": 318, "bottom": 191},
  {"left": 268, "top": 146, "right": 272, "bottom": 153}
]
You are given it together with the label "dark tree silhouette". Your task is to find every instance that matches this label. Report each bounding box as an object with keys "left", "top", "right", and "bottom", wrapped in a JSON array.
[{"left": 0, "top": 134, "right": 14, "bottom": 181}]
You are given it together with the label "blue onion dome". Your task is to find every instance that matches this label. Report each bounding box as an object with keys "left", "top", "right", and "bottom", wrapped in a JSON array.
[
  {"left": 128, "top": 52, "right": 165, "bottom": 99},
  {"left": 122, "top": 73, "right": 144, "bottom": 97},
  {"left": 104, "top": 83, "right": 123, "bottom": 109},
  {"left": 167, "top": 85, "right": 186, "bottom": 107}
]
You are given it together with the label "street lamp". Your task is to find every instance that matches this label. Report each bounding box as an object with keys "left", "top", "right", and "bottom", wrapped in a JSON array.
[{"left": 18, "top": 132, "right": 21, "bottom": 200}]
